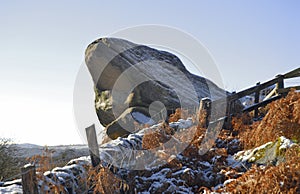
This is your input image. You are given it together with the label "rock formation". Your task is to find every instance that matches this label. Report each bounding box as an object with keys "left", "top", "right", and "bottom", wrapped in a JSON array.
[{"left": 85, "top": 38, "right": 229, "bottom": 139}]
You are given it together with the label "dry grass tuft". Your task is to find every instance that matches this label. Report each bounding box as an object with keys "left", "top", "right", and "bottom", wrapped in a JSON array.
[
  {"left": 142, "top": 123, "right": 174, "bottom": 150},
  {"left": 168, "top": 108, "right": 190, "bottom": 122},
  {"left": 27, "top": 146, "right": 57, "bottom": 174},
  {"left": 91, "top": 167, "right": 128, "bottom": 194},
  {"left": 27, "top": 147, "right": 66, "bottom": 193}
]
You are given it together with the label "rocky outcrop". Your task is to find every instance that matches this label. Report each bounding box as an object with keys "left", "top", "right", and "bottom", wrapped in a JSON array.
[
  {"left": 85, "top": 38, "right": 229, "bottom": 139},
  {"left": 234, "top": 136, "right": 295, "bottom": 165}
]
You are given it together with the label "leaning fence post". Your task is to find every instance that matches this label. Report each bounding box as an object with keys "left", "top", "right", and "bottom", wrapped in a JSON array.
[
  {"left": 198, "top": 98, "right": 212, "bottom": 128},
  {"left": 21, "top": 164, "right": 38, "bottom": 194},
  {"left": 86, "top": 124, "right": 101, "bottom": 167}
]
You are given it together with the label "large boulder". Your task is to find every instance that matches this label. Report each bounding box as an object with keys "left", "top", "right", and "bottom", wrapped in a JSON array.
[
  {"left": 85, "top": 38, "right": 229, "bottom": 139},
  {"left": 234, "top": 136, "right": 295, "bottom": 165}
]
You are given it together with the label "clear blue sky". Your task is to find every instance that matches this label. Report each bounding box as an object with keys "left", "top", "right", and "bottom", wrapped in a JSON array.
[{"left": 0, "top": 1, "right": 299, "bottom": 145}]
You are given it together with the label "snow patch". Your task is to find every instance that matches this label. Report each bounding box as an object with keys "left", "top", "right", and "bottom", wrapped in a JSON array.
[
  {"left": 0, "top": 184, "right": 23, "bottom": 194},
  {"left": 131, "top": 112, "right": 155, "bottom": 125}
]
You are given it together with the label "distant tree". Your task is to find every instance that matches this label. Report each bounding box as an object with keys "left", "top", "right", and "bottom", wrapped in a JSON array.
[{"left": 0, "top": 138, "right": 19, "bottom": 181}]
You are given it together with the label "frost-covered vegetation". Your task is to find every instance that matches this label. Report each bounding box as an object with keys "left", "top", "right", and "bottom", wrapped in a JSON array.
[
  {"left": 87, "top": 90, "right": 300, "bottom": 193},
  {"left": 1, "top": 90, "right": 300, "bottom": 193},
  {"left": 95, "top": 91, "right": 300, "bottom": 193}
]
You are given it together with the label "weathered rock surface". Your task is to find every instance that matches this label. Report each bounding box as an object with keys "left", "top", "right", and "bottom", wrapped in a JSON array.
[
  {"left": 234, "top": 136, "right": 295, "bottom": 165},
  {"left": 85, "top": 38, "right": 228, "bottom": 139}
]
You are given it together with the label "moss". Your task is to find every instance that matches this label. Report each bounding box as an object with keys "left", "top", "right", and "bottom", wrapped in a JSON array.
[
  {"left": 94, "top": 87, "right": 100, "bottom": 104},
  {"left": 291, "top": 136, "right": 299, "bottom": 144},
  {"left": 249, "top": 142, "right": 275, "bottom": 163},
  {"left": 94, "top": 88, "right": 112, "bottom": 111}
]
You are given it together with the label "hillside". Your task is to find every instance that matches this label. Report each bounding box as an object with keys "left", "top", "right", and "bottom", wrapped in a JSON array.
[
  {"left": 88, "top": 90, "right": 300, "bottom": 193},
  {"left": 14, "top": 144, "right": 89, "bottom": 159},
  {"left": 1, "top": 90, "right": 299, "bottom": 193}
]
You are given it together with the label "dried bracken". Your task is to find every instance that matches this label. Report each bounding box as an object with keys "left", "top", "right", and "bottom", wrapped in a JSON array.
[
  {"left": 24, "top": 89, "right": 295, "bottom": 193},
  {"left": 220, "top": 145, "right": 300, "bottom": 193},
  {"left": 90, "top": 167, "right": 129, "bottom": 194},
  {"left": 234, "top": 89, "right": 300, "bottom": 149}
]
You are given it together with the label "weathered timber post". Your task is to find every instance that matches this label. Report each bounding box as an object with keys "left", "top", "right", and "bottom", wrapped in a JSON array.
[
  {"left": 86, "top": 124, "right": 101, "bottom": 167},
  {"left": 21, "top": 164, "right": 38, "bottom": 194},
  {"left": 198, "top": 98, "right": 212, "bottom": 128},
  {"left": 276, "top": 74, "right": 284, "bottom": 94},
  {"left": 254, "top": 82, "right": 260, "bottom": 118}
]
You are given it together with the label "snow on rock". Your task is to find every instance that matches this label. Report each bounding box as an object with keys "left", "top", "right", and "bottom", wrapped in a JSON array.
[
  {"left": 169, "top": 118, "right": 193, "bottom": 130},
  {"left": 124, "top": 134, "right": 294, "bottom": 193},
  {"left": 0, "top": 157, "right": 91, "bottom": 194},
  {"left": 39, "top": 157, "right": 90, "bottom": 193},
  {"left": 96, "top": 118, "right": 231, "bottom": 192},
  {"left": 0, "top": 183, "right": 23, "bottom": 194},
  {"left": 127, "top": 149, "right": 228, "bottom": 193},
  {"left": 87, "top": 38, "right": 229, "bottom": 139},
  {"left": 2, "top": 121, "right": 296, "bottom": 193},
  {"left": 0, "top": 179, "right": 22, "bottom": 193},
  {"left": 234, "top": 136, "right": 295, "bottom": 165},
  {"left": 98, "top": 118, "right": 194, "bottom": 169},
  {"left": 131, "top": 112, "right": 155, "bottom": 125}
]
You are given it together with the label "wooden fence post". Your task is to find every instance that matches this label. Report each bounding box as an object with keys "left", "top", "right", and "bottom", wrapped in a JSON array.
[
  {"left": 198, "top": 98, "right": 212, "bottom": 128},
  {"left": 254, "top": 82, "right": 260, "bottom": 118},
  {"left": 86, "top": 124, "right": 101, "bottom": 167},
  {"left": 276, "top": 74, "right": 284, "bottom": 94},
  {"left": 21, "top": 164, "right": 38, "bottom": 194}
]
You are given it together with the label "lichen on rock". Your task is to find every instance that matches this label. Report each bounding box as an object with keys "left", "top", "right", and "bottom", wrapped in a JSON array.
[{"left": 235, "top": 136, "right": 295, "bottom": 165}]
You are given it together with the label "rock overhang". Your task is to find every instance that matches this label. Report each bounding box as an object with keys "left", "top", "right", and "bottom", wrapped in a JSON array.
[{"left": 85, "top": 37, "right": 232, "bottom": 139}]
